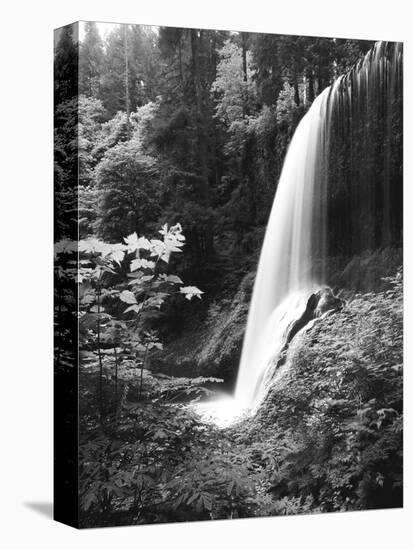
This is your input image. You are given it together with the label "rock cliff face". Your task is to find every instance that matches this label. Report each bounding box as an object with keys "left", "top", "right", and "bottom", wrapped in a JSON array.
[{"left": 153, "top": 271, "right": 255, "bottom": 389}]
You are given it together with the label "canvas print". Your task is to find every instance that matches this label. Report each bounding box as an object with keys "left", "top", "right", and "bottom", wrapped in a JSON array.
[{"left": 54, "top": 21, "right": 403, "bottom": 528}]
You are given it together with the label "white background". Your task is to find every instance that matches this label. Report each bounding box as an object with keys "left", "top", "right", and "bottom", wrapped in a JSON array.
[{"left": 0, "top": 0, "right": 411, "bottom": 548}]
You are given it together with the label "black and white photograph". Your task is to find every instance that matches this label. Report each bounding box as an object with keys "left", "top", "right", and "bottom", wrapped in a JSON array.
[
  {"left": 53, "top": 20, "right": 403, "bottom": 528},
  {"left": 2, "top": 1, "right": 411, "bottom": 547}
]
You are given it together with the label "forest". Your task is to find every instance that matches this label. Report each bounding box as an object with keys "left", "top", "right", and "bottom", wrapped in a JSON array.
[{"left": 54, "top": 22, "right": 403, "bottom": 527}]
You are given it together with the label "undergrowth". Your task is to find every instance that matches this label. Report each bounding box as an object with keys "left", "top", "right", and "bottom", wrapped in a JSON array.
[{"left": 79, "top": 268, "right": 403, "bottom": 526}]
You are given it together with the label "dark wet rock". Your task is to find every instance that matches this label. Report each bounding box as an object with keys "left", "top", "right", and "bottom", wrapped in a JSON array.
[
  {"left": 152, "top": 271, "right": 255, "bottom": 390},
  {"left": 286, "top": 287, "right": 345, "bottom": 347},
  {"left": 268, "top": 287, "right": 346, "bottom": 376}
]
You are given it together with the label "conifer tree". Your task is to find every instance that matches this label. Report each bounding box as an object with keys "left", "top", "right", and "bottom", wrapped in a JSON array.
[{"left": 79, "top": 22, "right": 104, "bottom": 97}]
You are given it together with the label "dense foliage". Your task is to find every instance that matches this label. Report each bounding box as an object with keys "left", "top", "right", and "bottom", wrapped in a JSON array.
[
  {"left": 239, "top": 269, "right": 403, "bottom": 514},
  {"left": 54, "top": 25, "right": 378, "bottom": 287},
  {"left": 74, "top": 267, "right": 403, "bottom": 526}
]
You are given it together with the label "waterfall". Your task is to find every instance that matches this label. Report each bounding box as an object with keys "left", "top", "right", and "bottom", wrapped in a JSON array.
[
  {"left": 234, "top": 87, "right": 331, "bottom": 410},
  {"left": 196, "top": 41, "right": 402, "bottom": 426}
]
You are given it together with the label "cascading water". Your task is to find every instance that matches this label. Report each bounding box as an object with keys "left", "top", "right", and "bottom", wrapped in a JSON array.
[
  {"left": 196, "top": 89, "right": 331, "bottom": 426},
  {"left": 197, "top": 41, "right": 402, "bottom": 426},
  {"left": 234, "top": 87, "right": 331, "bottom": 411}
]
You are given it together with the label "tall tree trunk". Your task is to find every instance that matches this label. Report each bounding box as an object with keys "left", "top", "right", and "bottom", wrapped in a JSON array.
[
  {"left": 138, "top": 343, "right": 149, "bottom": 401},
  {"left": 317, "top": 59, "right": 323, "bottom": 93},
  {"left": 96, "top": 286, "right": 104, "bottom": 426},
  {"left": 114, "top": 345, "right": 119, "bottom": 413},
  {"left": 241, "top": 33, "right": 249, "bottom": 117},
  {"left": 211, "top": 31, "right": 222, "bottom": 190},
  {"left": 124, "top": 25, "right": 131, "bottom": 137},
  {"left": 308, "top": 69, "right": 315, "bottom": 103},
  {"left": 178, "top": 40, "right": 184, "bottom": 91},
  {"left": 293, "top": 75, "right": 300, "bottom": 106},
  {"left": 190, "top": 29, "right": 209, "bottom": 205},
  {"left": 240, "top": 33, "right": 255, "bottom": 225}
]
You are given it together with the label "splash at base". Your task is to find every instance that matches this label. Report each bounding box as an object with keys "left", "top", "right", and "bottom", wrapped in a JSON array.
[
  {"left": 193, "top": 396, "right": 246, "bottom": 429},
  {"left": 193, "top": 289, "right": 319, "bottom": 427}
]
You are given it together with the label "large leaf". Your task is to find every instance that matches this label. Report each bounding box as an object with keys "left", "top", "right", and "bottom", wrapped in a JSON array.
[
  {"left": 124, "top": 303, "right": 143, "bottom": 314},
  {"left": 130, "top": 258, "right": 155, "bottom": 272},
  {"left": 180, "top": 286, "right": 204, "bottom": 300},
  {"left": 167, "top": 274, "right": 184, "bottom": 285},
  {"left": 119, "top": 290, "right": 137, "bottom": 304}
]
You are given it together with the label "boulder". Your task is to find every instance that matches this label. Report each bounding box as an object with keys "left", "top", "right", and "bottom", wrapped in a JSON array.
[{"left": 286, "top": 287, "right": 345, "bottom": 346}]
